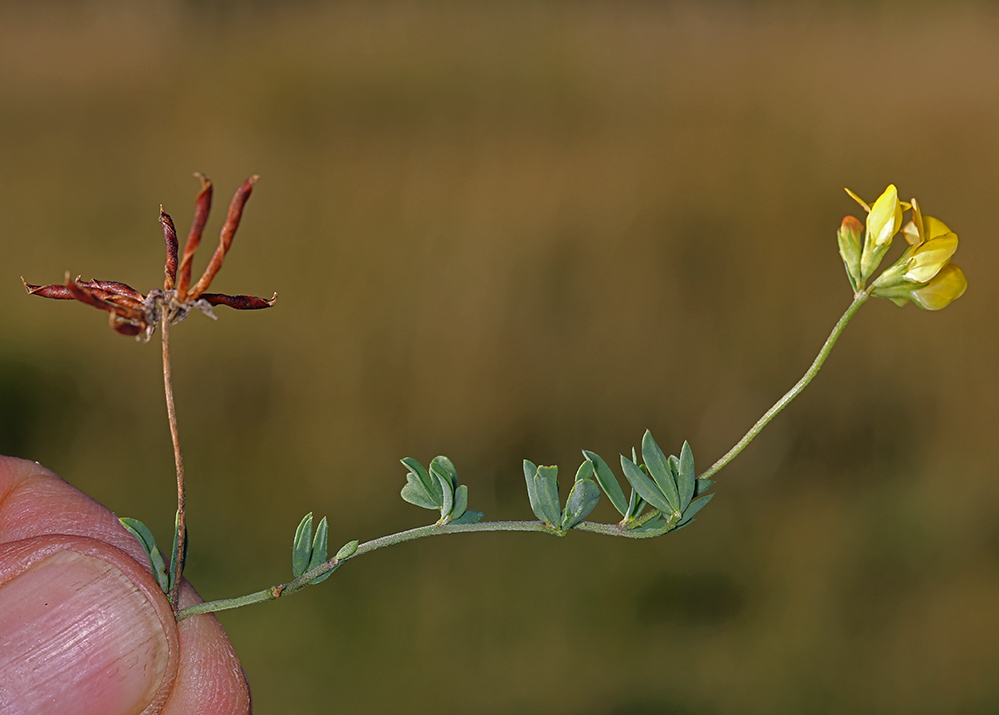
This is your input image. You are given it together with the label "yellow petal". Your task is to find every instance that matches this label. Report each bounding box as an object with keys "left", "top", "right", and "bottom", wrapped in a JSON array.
[
  {"left": 904, "top": 232, "right": 959, "bottom": 283},
  {"left": 901, "top": 198, "right": 924, "bottom": 246},
  {"left": 909, "top": 264, "right": 967, "bottom": 310},
  {"left": 901, "top": 219, "right": 920, "bottom": 246},
  {"left": 867, "top": 185, "right": 902, "bottom": 248},
  {"left": 844, "top": 187, "right": 871, "bottom": 213},
  {"left": 923, "top": 215, "right": 953, "bottom": 241}
]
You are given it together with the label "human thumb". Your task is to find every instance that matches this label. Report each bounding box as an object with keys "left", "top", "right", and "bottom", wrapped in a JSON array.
[{"left": 0, "top": 540, "right": 176, "bottom": 715}]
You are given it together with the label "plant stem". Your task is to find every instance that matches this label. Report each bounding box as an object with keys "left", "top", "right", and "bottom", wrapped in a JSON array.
[
  {"left": 161, "top": 312, "right": 187, "bottom": 612},
  {"left": 176, "top": 291, "right": 870, "bottom": 622},
  {"left": 697, "top": 291, "right": 870, "bottom": 482},
  {"left": 176, "top": 516, "right": 671, "bottom": 621}
]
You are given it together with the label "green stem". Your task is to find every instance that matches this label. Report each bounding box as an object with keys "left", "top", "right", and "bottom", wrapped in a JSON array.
[
  {"left": 697, "top": 291, "right": 870, "bottom": 482},
  {"left": 177, "top": 521, "right": 543, "bottom": 620},
  {"left": 176, "top": 516, "right": 672, "bottom": 620},
  {"left": 177, "top": 292, "right": 869, "bottom": 622}
]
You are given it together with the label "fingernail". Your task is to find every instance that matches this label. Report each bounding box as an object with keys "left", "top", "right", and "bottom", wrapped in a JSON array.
[{"left": 0, "top": 550, "right": 169, "bottom": 715}]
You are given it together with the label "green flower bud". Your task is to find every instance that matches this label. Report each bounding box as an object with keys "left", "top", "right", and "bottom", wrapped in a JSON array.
[{"left": 837, "top": 215, "right": 864, "bottom": 292}]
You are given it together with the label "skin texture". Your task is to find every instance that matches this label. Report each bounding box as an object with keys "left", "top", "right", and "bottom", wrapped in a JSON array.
[{"left": 0, "top": 456, "right": 251, "bottom": 715}]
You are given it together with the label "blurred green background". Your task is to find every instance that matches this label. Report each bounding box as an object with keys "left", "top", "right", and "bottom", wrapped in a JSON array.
[{"left": 1, "top": 1, "right": 997, "bottom": 712}]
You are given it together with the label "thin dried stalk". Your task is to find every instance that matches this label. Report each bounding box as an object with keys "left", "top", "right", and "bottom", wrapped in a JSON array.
[{"left": 161, "top": 311, "right": 187, "bottom": 611}]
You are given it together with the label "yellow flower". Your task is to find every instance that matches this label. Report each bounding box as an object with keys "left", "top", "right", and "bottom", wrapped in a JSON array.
[
  {"left": 872, "top": 263, "right": 968, "bottom": 310},
  {"left": 900, "top": 197, "right": 952, "bottom": 247},
  {"left": 907, "top": 264, "right": 968, "bottom": 310},
  {"left": 868, "top": 196, "right": 967, "bottom": 310},
  {"left": 866, "top": 185, "right": 904, "bottom": 250},
  {"left": 901, "top": 232, "right": 959, "bottom": 283},
  {"left": 845, "top": 185, "right": 905, "bottom": 283}
]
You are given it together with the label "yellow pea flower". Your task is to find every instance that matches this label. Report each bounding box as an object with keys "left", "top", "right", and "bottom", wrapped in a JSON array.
[
  {"left": 900, "top": 197, "right": 952, "bottom": 247},
  {"left": 900, "top": 264, "right": 968, "bottom": 310},
  {"left": 867, "top": 195, "right": 967, "bottom": 310},
  {"left": 866, "top": 185, "right": 904, "bottom": 250},
  {"left": 843, "top": 188, "right": 967, "bottom": 310},
  {"left": 872, "top": 230, "right": 958, "bottom": 289},
  {"left": 872, "top": 266, "right": 968, "bottom": 309},
  {"left": 845, "top": 185, "right": 905, "bottom": 283},
  {"left": 903, "top": 232, "right": 959, "bottom": 283}
]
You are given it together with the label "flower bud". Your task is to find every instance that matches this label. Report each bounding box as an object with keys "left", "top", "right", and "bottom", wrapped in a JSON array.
[
  {"left": 837, "top": 215, "right": 864, "bottom": 291},
  {"left": 860, "top": 185, "right": 902, "bottom": 282},
  {"left": 867, "top": 185, "right": 903, "bottom": 248}
]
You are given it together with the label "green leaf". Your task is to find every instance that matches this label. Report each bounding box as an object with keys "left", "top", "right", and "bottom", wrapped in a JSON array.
[
  {"left": 694, "top": 477, "right": 714, "bottom": 497},
  {"left": 641, "top": 430, "right": 680, "bottom": 513},
  {"left": 620, "top": 455, "right": 672, "bottom": 514},
  {"left": 624, "top": 488, "right": 645, "bottom": 522},
  {"left": 430, "top": 456, "right": 458, "bottom": 493},
  {"left": 524, "top": 461, "right": 560, "bottom": 526},
  {"left": 401, "top": 478, "right": 439, "bottom": 510},
  {"left": 403, "top": 471, "right": 421, "bottom": 490},
  {"left": 400, "top": 456, "right": 429, "bottom": 481},
  {"left": 535, "top": 465, "right": 561, "bottom": 526},
  {"left": 667, "top": 454, "right": 680, "bottom": 479},
  {"left": 119, "top": 517, "right": 170, "bottom": 595},
  {"left": 300, "top": 517, "right": 333, "bottom": 584},
  {"left": 524, "top": 460, "right": 545, "bottom": 522},
  {"left": 677, "top": 493, "right": 714, "bottom": 528},
  {"left": 400, "top": 457, "right": 443, "bottom": 508},
  {"left": 450, "top": 484, "right": 468, "bottom": 521},
  {"left": 401, "top": 457, "right": 438, "bottom": 501},
  {"left": 449, "top": 510, "right": 486, "bottom": 525},
  {"left": 677, "top": 441, "right": 696, "bottom": 511},
  {"left": 436, "top": 473, "right": 454, "bottom": 521},
  {"left": 561, "top": 478, "right": 601, "bottom": 529},
  {"left": 336, "top": 540, "right": 359, "bottom": 560},
  {"left": 292, "top": 513, "right": 314, "bottom": 577},
  {"left": 574, "top": 460, "right": 594, "bottom": 482},
  {"left": 582, "top": 450, "right": 628, "bottom": 516},
  {"left": 307, "top": 517, "right": 329, "bottom": 572}
]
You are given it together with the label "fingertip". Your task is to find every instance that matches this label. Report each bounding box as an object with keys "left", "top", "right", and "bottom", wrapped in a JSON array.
[
  {"left": 0, "top": 548, "right": 176, "bottom": 715},
  {"left": 163, "top": 583, "right": 252, "bottom": 714}
]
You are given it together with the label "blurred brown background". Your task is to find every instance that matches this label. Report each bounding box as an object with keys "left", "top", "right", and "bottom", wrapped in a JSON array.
[{"left": 1, "top": 1, "right": 996, "bottom": 712}]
